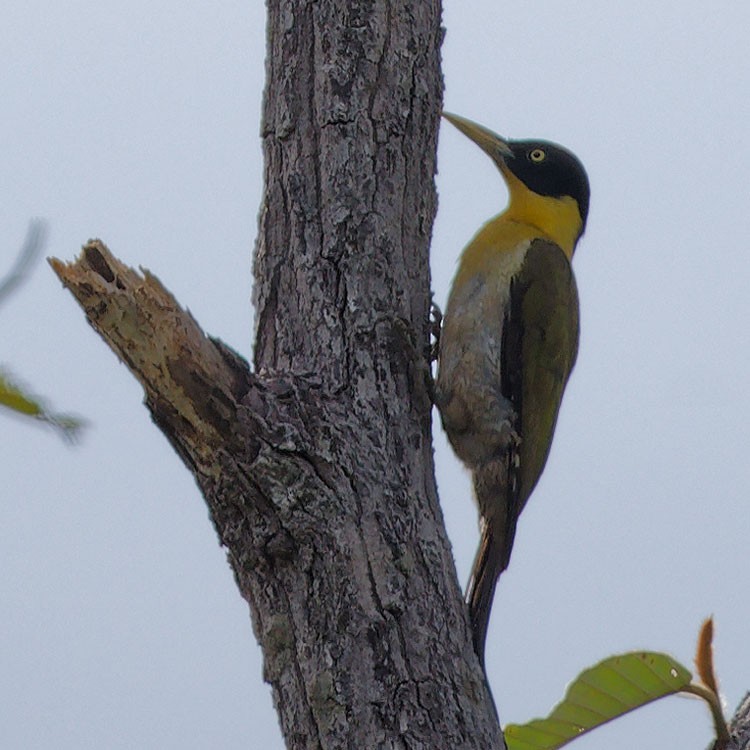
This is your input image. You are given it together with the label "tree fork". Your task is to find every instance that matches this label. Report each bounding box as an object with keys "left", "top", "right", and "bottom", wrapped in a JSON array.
[{"left": 50, "top": 0, "right": 503, "bottom": 747}]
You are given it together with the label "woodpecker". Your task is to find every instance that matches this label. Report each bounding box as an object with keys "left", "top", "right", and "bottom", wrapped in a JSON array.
[{"left": 436, "top": 112, "right": 589, "bottom": 666}]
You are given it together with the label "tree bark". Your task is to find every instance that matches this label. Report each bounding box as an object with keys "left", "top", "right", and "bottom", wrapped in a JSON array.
[
  {"left": 727, "top": 693, "right": 750, "bottom": 750},
  {"left": 51, "top": 0, "right": 503, "bottom": 747}
]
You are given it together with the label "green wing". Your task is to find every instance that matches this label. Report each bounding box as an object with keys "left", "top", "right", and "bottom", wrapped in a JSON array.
[{"left": 503, "top": 239, "right": 579, "bottom": 508}]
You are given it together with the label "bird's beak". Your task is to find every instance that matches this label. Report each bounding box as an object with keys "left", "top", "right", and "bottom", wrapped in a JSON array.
[{"left": 442, "top": 112, "right": 513, "bottom": 163}]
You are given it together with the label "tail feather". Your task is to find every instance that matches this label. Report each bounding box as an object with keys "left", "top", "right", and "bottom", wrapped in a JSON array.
[{"left": 466, "top": 456, "right": 520, "bottom": 667}]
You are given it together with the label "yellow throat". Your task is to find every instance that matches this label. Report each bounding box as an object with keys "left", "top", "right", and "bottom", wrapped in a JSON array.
[{"left": 500, "top": 166, "right": 584, "bottom": 260}]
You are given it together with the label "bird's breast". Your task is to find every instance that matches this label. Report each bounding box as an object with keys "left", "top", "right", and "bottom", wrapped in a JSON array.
[
  {"left": 435, "top": 234, "right": 531, "bottom": 467},
  {"left": 440, "top": 235, "right": 530, "bottom": 376}
]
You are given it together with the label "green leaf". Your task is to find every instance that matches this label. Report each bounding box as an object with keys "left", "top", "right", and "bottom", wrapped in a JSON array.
[
  {"left": 1, "top": 371, "right": 44, "bottom": 416},
  {"left": 1, "top": 370, "right": 85, "bottom": 442},
  {"left": 504, "top": 652, "right": 692, "bottom": 750}
]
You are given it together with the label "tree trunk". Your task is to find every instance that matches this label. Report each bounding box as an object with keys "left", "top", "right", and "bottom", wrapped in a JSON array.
[
  {"left": 51, "top": 0, "right": 503, "bottom": 747},
  {"left": 728, "top": 694, "right": 750, "bottom": 750}
]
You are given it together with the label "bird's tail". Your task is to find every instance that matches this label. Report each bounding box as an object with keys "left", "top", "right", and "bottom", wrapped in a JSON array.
[{"left": 466, "top": 457, "right": 520, "bottom": 667}]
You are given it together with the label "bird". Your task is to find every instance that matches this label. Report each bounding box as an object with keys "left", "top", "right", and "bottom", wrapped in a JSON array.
[{"left": 435, "top": 112, "right": 589, "bottom": 668}]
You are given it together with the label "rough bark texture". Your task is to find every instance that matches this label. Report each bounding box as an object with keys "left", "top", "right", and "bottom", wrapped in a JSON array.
[
  {"left": 50, "top": 239, "right": 498, "bottom": 747},
  {"left": 726, "top": 693, "right": 750, "bottom": 750},
  {"left": 50, "top": 0, "right": 504, "bottom": 747}
]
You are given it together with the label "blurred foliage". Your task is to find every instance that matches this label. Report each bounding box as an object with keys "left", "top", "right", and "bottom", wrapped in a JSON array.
[{"left": 1, "top": 221, "right": 84, "bottom": 442}]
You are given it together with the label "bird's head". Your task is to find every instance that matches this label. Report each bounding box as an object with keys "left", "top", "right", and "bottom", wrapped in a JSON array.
[{"left": 443, "top": 112, "right": 590, "bottom": 258}]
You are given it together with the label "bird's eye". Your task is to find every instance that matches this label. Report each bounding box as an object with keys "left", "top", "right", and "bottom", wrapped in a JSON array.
[{"left": 529, "top": 148, "right": 546, "bottom": 163}]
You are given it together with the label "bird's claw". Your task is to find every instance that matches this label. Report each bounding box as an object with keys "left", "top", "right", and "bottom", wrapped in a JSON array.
[{"left": 429, "top": 298, "right": 443, "bottom": 363}]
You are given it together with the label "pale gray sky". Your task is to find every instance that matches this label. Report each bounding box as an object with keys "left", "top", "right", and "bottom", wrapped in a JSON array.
[{"left": 3, "top": 2, "right": 749, "bottom": 748}]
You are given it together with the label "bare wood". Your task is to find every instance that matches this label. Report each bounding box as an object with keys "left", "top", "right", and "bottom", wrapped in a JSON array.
[
  {"left": 48, "top": 2, "right": 504, "bottom": 745},
  {"left": 50, "top": 244, "right": 250, "bottom": 467}
]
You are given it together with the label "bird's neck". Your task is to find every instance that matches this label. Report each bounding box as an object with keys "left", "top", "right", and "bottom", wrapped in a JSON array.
[
  {"left": 452, "top": 197, "right": 582, "bottom": 292},
  {"left": 503, "top": 173, "right": 584, "bottom": 260}
]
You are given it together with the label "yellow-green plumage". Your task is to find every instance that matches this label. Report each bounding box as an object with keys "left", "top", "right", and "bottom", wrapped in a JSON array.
[{"left": 436, "top": 112, "right": 589, "bottom": 668}]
